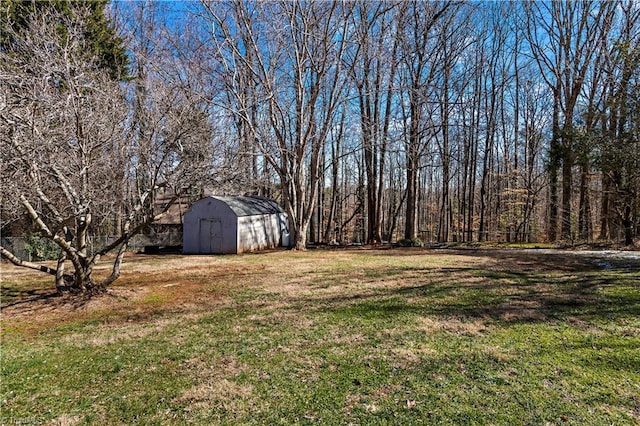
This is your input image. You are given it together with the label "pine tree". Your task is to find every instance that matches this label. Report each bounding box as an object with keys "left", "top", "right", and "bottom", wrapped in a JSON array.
[{"left": 0, "top": 0, "right": 128, "bottom": 80}]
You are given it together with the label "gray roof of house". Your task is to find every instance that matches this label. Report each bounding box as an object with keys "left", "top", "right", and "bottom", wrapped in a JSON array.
[{"left": 213, "top": 196, "right": 285, "bottom": 217}]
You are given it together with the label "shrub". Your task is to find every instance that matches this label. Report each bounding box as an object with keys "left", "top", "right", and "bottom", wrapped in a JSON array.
[
  {"left": 397, "top": 238, "right": 424, "bottom": 247},
  {"left": 24, "top": 234, "right": 60, "bottom": 261}
]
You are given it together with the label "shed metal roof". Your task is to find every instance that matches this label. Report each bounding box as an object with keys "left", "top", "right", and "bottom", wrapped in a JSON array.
[{"left": 212, "top": 196, "right": 285, "bottom": 217}]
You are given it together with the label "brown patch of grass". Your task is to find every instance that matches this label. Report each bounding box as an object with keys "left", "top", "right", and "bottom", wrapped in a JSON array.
[
  {"left": 343, "top": 384, "right": 403, "bottom": 416},
  {"left": 416, "top": 316, "right": 488, "bottom": 336},
  {"left": 390, "top": 346, "right": 436, "bottom": 367},
  {"left": 330, "top": 331, "right": 369, "bottom": 346},
  {"left": 176, "top": 355, "right": 253, "bottom": 413},
  {"left": 1, "top": 255, "right": 256, "bottom": 336},
  {"left": 60, "top": 317, "right": 174, "bottom": 347},
  {"left": 492, "top": 300, "right": 548, "bottom": 322},
  {"left": 482, "top": 344, "right": 515, "bottom": 363},
  {"left": 183, "top": 355, "right": 248, "bottom": 379},
  {"left": 175, "top": 379, "right": 254, "bottom": 411},
  {"left": 48, "top": 414, "right": 82, "bottom": 426}
]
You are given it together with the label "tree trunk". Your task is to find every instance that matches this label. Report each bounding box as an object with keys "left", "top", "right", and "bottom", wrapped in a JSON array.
[
  {"left": 438, "top": 54, "right": 451, "bottom": 243},
  {"left": 623, "top": 205, "right": 633, "bottom": 246},
  {"left": 578, "top": 161, "right": 592, "bottom": 240},
  {"left": 548, "top": 94, "right": 561, "bottom": 242},
  {"left": 561, "top": 123, "right": 573, "bottom": 240},
  {"left": 404, "top": 150, "right": 418, "bottom": 241}
]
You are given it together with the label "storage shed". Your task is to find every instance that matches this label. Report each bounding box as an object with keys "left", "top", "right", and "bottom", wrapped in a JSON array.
[{"left": 182, "top": 196, "right": 289, "bottom": 254}]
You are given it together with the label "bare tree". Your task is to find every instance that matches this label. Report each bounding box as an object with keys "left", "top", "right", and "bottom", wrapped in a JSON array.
[
  {"left": 396, "top": 1, "right": 453, "bottom": 241},
  {"left": 0, "top": 6, "right": 213, "bottom": 294},
  {"left": 525, "top": 0, "right": 616, "bottom": 241},
  {"left": 344, "top": 1, "right": 402, "bottom": 244},
  {"left": 203, "top": 1, "right": 351, "bottom": 250}
]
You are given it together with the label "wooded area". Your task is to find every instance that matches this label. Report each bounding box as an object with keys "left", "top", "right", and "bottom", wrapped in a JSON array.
[{"left": 1, "top": 0, "right": 639, "bottom": 292}]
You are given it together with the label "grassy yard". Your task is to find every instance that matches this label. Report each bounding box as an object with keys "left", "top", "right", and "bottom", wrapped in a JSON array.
[{"left": 1, "top": 248, "right": 639, "bottom": 425}]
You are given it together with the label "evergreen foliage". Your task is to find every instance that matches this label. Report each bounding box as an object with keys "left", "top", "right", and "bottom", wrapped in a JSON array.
[{"left": 0, "top": 0, "right": 128, "bottom": 80}]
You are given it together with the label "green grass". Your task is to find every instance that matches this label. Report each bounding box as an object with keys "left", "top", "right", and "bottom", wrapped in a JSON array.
[{"left": 1, "top": 249, "right": 639, "bottom": 424}]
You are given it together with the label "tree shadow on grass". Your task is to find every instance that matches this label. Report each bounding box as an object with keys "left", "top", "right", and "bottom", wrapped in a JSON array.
[
  {"left": 434, "top": 273, "right": 638, "bottom": 323},
  {"left": 296, "top": 249, "right": 640, "bottom": 325},
  {"left": 0, "top": 284, "right": 59, "bottom": 309},
  {"left": 0, "top": 281, "right": 112, "bottom": 313}
]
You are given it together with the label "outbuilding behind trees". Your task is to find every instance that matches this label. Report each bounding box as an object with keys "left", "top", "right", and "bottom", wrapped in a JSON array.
[{"left": 183, "top": 196, "right": 290, "bottom": 254}]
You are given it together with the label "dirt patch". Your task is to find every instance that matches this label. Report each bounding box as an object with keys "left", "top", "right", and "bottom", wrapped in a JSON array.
[
  {"left": 1, "top": 285, "right": 145, "bottom": 319},
  {"left": 0, "top": 252, "right": 271, "bottom": 332}
]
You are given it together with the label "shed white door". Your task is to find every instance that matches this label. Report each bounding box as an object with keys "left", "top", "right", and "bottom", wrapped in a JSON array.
[{"left": 199, "top": 219, "right": 222, "bottom": 253}]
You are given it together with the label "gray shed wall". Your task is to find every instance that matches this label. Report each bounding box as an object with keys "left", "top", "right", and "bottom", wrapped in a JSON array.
[
  {"left": 236, "top": 213, "right": 286, "bottom": 253},
  {"left": 183, "top": 198, "right": 238, "bottom": 254}
]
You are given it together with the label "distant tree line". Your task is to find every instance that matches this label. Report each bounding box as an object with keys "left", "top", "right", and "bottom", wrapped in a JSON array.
[
  {"left": 196, "top": 0, "right": 639, "bottom": 248},
  {"left": 1, "top": 0, "right": 638, "bottom": 293}
]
